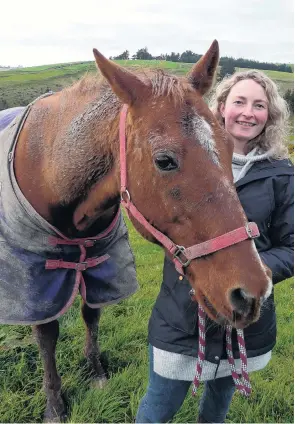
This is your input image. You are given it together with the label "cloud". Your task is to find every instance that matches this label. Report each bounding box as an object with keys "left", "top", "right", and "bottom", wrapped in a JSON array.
[{"left": 0, "top": 0, "right": 293, "bottom": 66}]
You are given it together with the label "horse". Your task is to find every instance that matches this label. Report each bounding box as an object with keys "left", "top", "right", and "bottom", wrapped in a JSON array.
[{"left": 0, "top": 40, "right": 272, "bottom": 422}]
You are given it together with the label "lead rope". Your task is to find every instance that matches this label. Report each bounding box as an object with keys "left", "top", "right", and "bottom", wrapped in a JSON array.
[
  {"left": 192, "top": 304, "right": 251, "bottom": 397},
  {"left": 225, "top": 325, "right": 251, "bottom": 396}
]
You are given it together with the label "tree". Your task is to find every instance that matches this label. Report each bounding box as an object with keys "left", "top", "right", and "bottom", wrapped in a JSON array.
[
  {"left": 113, "top": 50, "right": 130, "bottom": 60},
  {"left": 218, "top": 58, "right": 236, "bottom": 81},
  {"left": 132, "top": 47, "right": 153, "bottom": 60},
  {"left": 154, "top": 54, "right": 166, "bottom": 60},
  {"left": 180, "top": 50, "right": 201, "bottom": 63},
  {"left": 166, "top": 52, "right": 180, "bottom": 62}
]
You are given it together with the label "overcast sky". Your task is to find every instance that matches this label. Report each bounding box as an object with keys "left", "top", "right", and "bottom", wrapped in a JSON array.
[{"left": 1, "top": 0, "right": 293, "bottom": 67}]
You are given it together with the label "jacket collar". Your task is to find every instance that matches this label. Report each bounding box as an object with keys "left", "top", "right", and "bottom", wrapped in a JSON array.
[{"left": 235, "top": 159, "right": 293, "bottom": 188}]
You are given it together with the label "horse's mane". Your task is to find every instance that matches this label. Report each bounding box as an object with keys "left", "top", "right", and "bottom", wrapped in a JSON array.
[{"left": 66, "top": 68, "right": 194, "bottom": 105}]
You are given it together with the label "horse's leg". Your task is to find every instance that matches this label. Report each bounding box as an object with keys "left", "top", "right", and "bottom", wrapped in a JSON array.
[
  {"left": 81, "top": 302, "right": 107, "bottom": 388},
  {"left": 33, "top": 320, "right": 66, "bottom": 422}
]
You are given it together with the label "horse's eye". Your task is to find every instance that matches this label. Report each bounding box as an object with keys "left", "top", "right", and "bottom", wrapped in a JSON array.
[{"left": 154, "top": 154, "right": 179, "bottom": 171}]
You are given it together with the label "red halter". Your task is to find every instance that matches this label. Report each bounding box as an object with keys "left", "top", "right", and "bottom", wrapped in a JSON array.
[{"left": 119, "top": 104, "right": 259, "bottom": 275}]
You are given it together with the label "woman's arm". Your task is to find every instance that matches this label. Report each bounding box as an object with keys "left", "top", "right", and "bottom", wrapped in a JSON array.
[{"left": 260, "top": 176, "right": 294, "bottom": 284}]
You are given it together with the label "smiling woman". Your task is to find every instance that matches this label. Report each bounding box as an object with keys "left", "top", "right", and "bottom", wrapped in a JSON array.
[
  {"left": 211, "top": 70, "right": 290, "bottom": 158},
  {"left": 219, "top": 79, "right": 269, "bottom": 154}
]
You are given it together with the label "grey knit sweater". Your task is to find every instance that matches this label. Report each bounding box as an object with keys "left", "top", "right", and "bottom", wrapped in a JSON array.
[{"left": 232, "top": 147, "right": 271, "bottom": 182}]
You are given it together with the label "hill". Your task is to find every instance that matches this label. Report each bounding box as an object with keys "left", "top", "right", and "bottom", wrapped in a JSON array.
[{"left": 0, "top": 60, "right": 293, "bottom": 111}]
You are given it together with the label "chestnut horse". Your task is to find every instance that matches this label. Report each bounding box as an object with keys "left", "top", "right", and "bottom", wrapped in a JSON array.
[{"left": 0, "top": 40, "right": 271, "bottom": 421}]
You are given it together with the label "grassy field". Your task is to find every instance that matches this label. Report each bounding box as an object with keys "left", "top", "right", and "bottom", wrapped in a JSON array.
[
  {"left": 0, "top": 58, "right": 293, "bottom": 422},
  {"left": 0, "top": 60, "right": 183, "bottom": 109},
  {"left": 0, "top": 59, "right": 293, "bottom": 110},
  {"left": 236, "top": 68, "right": 294, "bottom": 95},
  {"left": 0, "top": 62, "right": 96, "bottom": 110},
  {"left": 0, "top": 215, "right": 293, "bottom": 423}
]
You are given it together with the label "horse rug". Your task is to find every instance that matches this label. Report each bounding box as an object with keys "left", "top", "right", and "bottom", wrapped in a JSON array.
[{"left": 0, "top": 105, "right": 139, "bottom": 325}]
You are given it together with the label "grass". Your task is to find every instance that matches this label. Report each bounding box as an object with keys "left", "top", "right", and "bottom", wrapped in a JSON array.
[
  {"left": 0, "top": 215, "right": 293, "bottom": 423},
  {"left": 236, "top": 68, "right": 294, "bottom": 82},
  {"left": 0, "top": 59, "right": 293, "bottom": 110},
  {"left": 236, "top": 68, "right": 294, "bottom": 96},
  {"left": 0, "top": 59, "right": 191, "bottom": 109}
]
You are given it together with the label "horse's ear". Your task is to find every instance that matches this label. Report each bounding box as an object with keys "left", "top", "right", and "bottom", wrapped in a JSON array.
[
  {"left": 187, "top": 40, "right": 219, "bottom": 96},
  {"left": 93, "top": 48, "right": 148, "bottom": 105}
]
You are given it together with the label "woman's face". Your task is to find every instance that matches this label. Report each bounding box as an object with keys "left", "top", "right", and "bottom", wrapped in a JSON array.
[{"left": 220, "top": 79, "right": 269, "bottom": 144}]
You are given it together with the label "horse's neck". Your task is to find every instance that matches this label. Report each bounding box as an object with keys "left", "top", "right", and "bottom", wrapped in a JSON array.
[{"left": 15, "top": 92, "right": 121, "bottom": 237}]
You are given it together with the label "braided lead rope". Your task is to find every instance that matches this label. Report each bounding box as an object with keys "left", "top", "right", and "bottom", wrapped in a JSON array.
[
  {"left": 192, "top": 304, "right": 251, "bottom": 397},
  {"left": 225, "top": 325, "right": 251, "bottom": 396},
  {"left": 192, "top": 304, "right": 206, "bottom": 395}
]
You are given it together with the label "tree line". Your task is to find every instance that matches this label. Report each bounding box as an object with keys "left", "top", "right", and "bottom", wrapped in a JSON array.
[{"left": 111, "top": 47, "right": 293, "bottom": 73}]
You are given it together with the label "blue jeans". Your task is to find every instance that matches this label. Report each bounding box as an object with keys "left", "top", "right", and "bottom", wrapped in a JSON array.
[{"left": 136, "top": 345, "right": 236, "bottom": 423}]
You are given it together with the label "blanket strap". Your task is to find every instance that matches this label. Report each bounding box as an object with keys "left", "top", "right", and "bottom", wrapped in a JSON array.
[{"left": 45, "top": 254, "right": 110, "bottom": 271}]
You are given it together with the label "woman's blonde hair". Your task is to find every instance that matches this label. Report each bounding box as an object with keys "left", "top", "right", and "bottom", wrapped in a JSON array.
[{"left": 209, "top": 70, "right": 290, "bottom": 158}]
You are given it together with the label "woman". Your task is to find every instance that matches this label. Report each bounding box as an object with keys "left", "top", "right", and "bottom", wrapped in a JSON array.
[{"left": 136, "top": 70, "right": 294, "bottom": 423}]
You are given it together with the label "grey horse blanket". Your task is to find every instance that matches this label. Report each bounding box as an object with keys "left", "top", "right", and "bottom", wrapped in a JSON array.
[{"left": 0, "top": 104, "right": 138, "bottom": 325}]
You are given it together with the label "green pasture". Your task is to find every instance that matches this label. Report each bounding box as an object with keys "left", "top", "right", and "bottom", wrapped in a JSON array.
[
  {"left": 0, "top": 215, "right": 293, "bottom": 423},
  {"left": 236, "top": 68, "right": 294, "bottom": 95},
  {"left": 0, "top": 59, "right": 293, "bottom": 110},
  {"left": 236, "top": 68, "right": 294, "bottom": 82}
]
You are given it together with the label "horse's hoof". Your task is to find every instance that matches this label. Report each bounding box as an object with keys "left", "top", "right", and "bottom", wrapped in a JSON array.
[
  {"left": 90, "top": 375, "right": 108, "bottom": 389},
  {"left": 43, "top": 398, "right": 67, "bottom": 423},
  {"left": 43, "top": 411, "right": 67, "bottom": 423}
]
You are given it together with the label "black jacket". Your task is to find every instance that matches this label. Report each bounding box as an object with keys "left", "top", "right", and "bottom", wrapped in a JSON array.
[{"left": 149, "top": 159, "right": 294, "bottom": 363}]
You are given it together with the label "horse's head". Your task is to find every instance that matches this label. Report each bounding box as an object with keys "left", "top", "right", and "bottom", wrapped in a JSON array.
[{"left": 92, "top": 41, "right": 272, "bottom": 328}]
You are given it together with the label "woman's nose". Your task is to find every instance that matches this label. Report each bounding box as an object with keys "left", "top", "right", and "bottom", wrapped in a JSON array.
[{"left": 241, "top": 105, "right": 254, "bottom": 118}]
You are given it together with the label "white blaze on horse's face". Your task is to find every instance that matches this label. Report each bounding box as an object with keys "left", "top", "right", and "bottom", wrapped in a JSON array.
[{"left": 190, "top": 112, "right": 220, "bottom": 166}]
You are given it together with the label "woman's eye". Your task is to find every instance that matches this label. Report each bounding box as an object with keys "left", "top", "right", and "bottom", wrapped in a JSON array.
[
  {"left": 233, "top": 100, "right": 243, "bottom": 105},
  {"left": 255, "top": 104, "right": 265, "bottom": 109},
  {"left": 154, "top": 155, "right": 179, "bottom": 171}
]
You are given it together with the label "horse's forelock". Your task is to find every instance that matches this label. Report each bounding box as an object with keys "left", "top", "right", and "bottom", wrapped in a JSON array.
[{"left": 148, "top": 70, "right": 191, "bottom": 103}]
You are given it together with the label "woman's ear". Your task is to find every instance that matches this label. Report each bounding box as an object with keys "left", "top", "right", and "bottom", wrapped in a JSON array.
[{"left": 219, "top": 103, "right": 225, "bottom": 118}]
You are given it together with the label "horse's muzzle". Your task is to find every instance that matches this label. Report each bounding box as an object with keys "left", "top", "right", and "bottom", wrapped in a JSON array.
[{"left": 229, "top": 288, "right": 262, "bottom": 327}]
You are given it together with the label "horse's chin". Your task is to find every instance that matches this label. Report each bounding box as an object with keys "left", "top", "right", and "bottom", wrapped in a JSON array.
[
  {"left": 196, "top": 291, "right": 259, "bottom": 329},
  {"left": 201, "top": 294, "right": 231, "bottom": 326}
]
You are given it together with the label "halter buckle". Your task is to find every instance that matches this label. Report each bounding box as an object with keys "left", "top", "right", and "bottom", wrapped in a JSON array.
[
  {"left": 245, "top": 223, "right": 257, "bottom": 239},
  {"left": 75, "top": 262, "right": 88, "bottom": 271},
  {"left": 84, "top": 239, "right": 95, "bottom": 247},
  {"left": 121, "top": 189, "right": 131, "bottom": 203},
  {"left": 173, "top": 245, "right": 191, "bottom": 267}
]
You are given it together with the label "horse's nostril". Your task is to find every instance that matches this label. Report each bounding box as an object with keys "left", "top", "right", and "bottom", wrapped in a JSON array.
[{"left": 230, "top": 288, "right": 254, "bottom": 316}]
